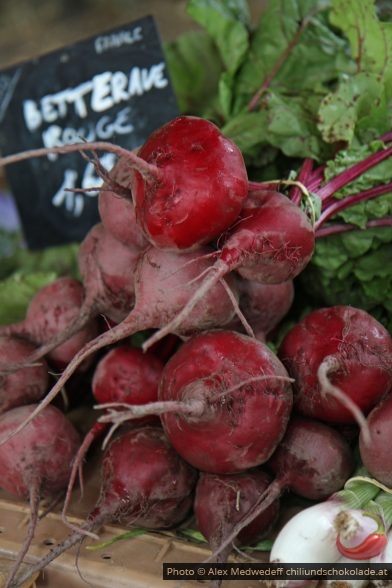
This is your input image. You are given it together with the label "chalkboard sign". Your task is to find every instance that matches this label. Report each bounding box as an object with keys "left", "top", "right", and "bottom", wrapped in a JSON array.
[{"left": 0, "top": 16, "right": 179, "bottom": 250}]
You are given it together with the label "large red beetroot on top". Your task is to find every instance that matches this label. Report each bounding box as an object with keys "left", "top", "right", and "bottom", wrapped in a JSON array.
[{"left": 132, "top": 116, "right": 249, "bottom": 250}]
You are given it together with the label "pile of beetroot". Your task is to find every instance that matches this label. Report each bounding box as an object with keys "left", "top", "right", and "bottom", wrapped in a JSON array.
[{"left": 0, "top": 115, "right": 392, "bottom": 588}]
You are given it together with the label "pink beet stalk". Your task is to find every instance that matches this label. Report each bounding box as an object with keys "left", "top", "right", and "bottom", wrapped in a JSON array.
[{"left": 316, "top": 144, "right": 392, "bottom": 203}]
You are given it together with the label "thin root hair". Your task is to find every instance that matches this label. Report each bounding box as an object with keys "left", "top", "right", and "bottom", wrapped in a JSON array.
[
  {"left": 218, "top": 278, "right": 254, "bottom": 338},
  {"left": 317, "top": 355, "right": 372, "bottom": 446},
  {"left": 101, "top": 421, "right": 123, "bottom": 451},
  {"left": 211, "top": 374, "right": 294, "bottom": 404}
]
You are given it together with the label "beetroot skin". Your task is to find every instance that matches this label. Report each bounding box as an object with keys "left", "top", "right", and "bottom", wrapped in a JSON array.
[
  {"left": 93, "top": 426, "right": 197, "bottom": 529},
  {"left": 195, "top": 469, "right": 280, "bottom": 561},
  {"left": 10, "top": 426, "right": 197, "bottom": 588},
  {"left": 359, "top": 392, "right": 392, "bottom": 486},
  {"left": 0, "top": 276, "right": 100, "bottom": 371},
  {"left": 0, "top": 404, "right": 80, "bottom": 499},
  {"left": 98, "top": 156, "right": 148, "bottom": 250},
  {"left": 132, "top": 116, "right": 249, "bottom": 250},
  {"left": 159, "top": 330, "right": 293, "bottom": 473},
  {"left": 0, "top": 336, "right": 49, "bottom": 414},
  {"left": 278, "top": 305, "right": 392, "bottom": 423}
]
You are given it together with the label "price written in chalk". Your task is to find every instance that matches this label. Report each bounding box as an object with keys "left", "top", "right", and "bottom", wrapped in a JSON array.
[{"left": 0, "top": 16, "right": 178, "bottom": 249}]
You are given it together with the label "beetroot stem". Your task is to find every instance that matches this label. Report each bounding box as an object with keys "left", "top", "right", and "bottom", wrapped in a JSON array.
[
  {"left": 317, "top": 144, "right": 392, "bottom": 202},
  {"left": 62, "top": 421, "right": 108, "bottom": 538},
  {"left": 316, "top": 216, "right": 392, "bottom": 238},
  {"left": 142, "top": 260, "right": 228, "bottom": 352},
  {"left": 307, "top": 164, "right": 326, "bottom": 191},
  {"left": 211, "top": 374, "right": 294, "bottom": 403},
  {"left": 0, "top": 312, "right": 146, "bottom": 447},
  {"left": 96, "top": 397, "right": 206, "bottom": 427},
  {"left": 97, "top": 375, "right": 294, "bottom": 434},
  {"left": 5, "top": 482, "right": 41, "bottom": 588},
  {"left": 0, "top": 141, "right": 159, "bottom": 182},
  {"left": 290, "top": 158, "right": 314, "bottom": 205},
  {"left": 248, "top": 181, "right": 283, "bottom": 192},
  {"left": 8, "top": 512, "right": 108, "bottom": 588},
  {"left": 315, "top": 182, "right": 392, "bottom": 229},
  {"left": 218, "top": 278, "right": 254, "bottom": 338}
]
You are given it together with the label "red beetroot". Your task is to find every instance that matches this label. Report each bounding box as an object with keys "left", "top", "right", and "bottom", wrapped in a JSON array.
[
  {"left": 98, "top": 156, "right": 148, "bottom": 250},
  {"left": 132, "top": 115, "right": 249, "bottom": 250},
  {"left": 11, "top": 426, "right": 197, "bottom": 588},
  {"left": 77, "top": 222, "right": 140, "bottom": 324},
  {"left": 61, "top": 346, "right": 165, "bottom": 527},
  {"left": 231, "top": 278, "right": 295, "bottom": 340},
  {"left": 142, "top": 190, "right": 314, "bottom": 350},
  {"left": 99, "top": 330, "right": 294, "bottom": 474},
  {"left": 278, "top": 306, "right": 392, "bottom": 433},
  {"left": 92, "top": 346, "right": 164, "bottom": 412},
  {"left": 0, "top": 404, "right": 80, "bottom": 587},
  {"left": 0, "top": 246, "right": 239, "bottom": 444},
  {"left": 0, "top": 223, "right": 140, "bottom": 377},
  {"left": 235, "top": 190, "right": 315, "bottom": 283},
  {"left": 0, "top": 335, "right": 49, "bottom": 413},
  {"left": 206, "top": 416, "right": 355, "bottom": 563},
  {"left": 159, "top": 330, "right": 293, "bottom": 473},
  {"left": 0, "top": 115, "right": 248, "bottom": 253},
  {"left": 195, "top": 469, "right": 280, "bottom": 567},
  {"left": 0, "top": 404, "right": 80, "bottom": 499},
  {"left": 359, "top": 392, "right": 392, "bottom": 486},
  {"left": 0, "top": 277, "right": 100, "bottom": 371}
]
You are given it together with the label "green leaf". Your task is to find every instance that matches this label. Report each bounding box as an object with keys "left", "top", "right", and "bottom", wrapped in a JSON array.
[
  {"left": 86, "top": 529, "right": 146, "bottom": 551},
  {"left": 222, "top": 111, "right": 269, "bottom": 154},
  {"left": 244, "top": 538, "right": 274, "bottom": 552},
  {"left": 262, "top": 93, "right": 330, "bottom": 160},
  {"left": 218, "top": 71, "right": 235, "bottom": 119},
  {"left": 177, "top": 528, "right": 208, "bottom": 543},
  {"left": 0, "top": 272, "right": 57, "bottom": 325},
  {"left": 164, "top": 30, "right": 223, "bottom": 115},
  {"left": 1, "top": 242, "right": 80, "bottom": 282},
  {"left": 186, "top": 0, "right": 250, "bottom": 75},
  {"left": 222, "top": 93, "right": 332, "bottom": 161},
  {"left": 231, "top": 0, "right": 352, "bottom": 109},
  {"left": 0, "top": 229, "right": 23, "bottom": 279},
  {"left": 318, "top": 0, "right": 392, "bottom": 143},
  {"left": 330, "top": 0, "right": 392, "bottom": 81},
  {"left": 318, "top": 73, "right": 388, "bottom": 144},
  {"left": 301, "top": 229, "right": 392, "bottom": 332}
]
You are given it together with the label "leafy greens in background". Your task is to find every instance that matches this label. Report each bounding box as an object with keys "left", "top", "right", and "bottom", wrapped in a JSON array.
[
  {"left": 1, "top": 0, "right": 391, "bottom": 330},
  {"left": 0, "top": 272, "right": 57, "bottom": 325},
  {"left": 165, "top": 0, "right": 392, "bottom": 331},
  {"left": 0, "top": 221, "right": 79, "bottom": 324},
  {"left": 166, "top": 0, "right": 392, "bottom": 161}
]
